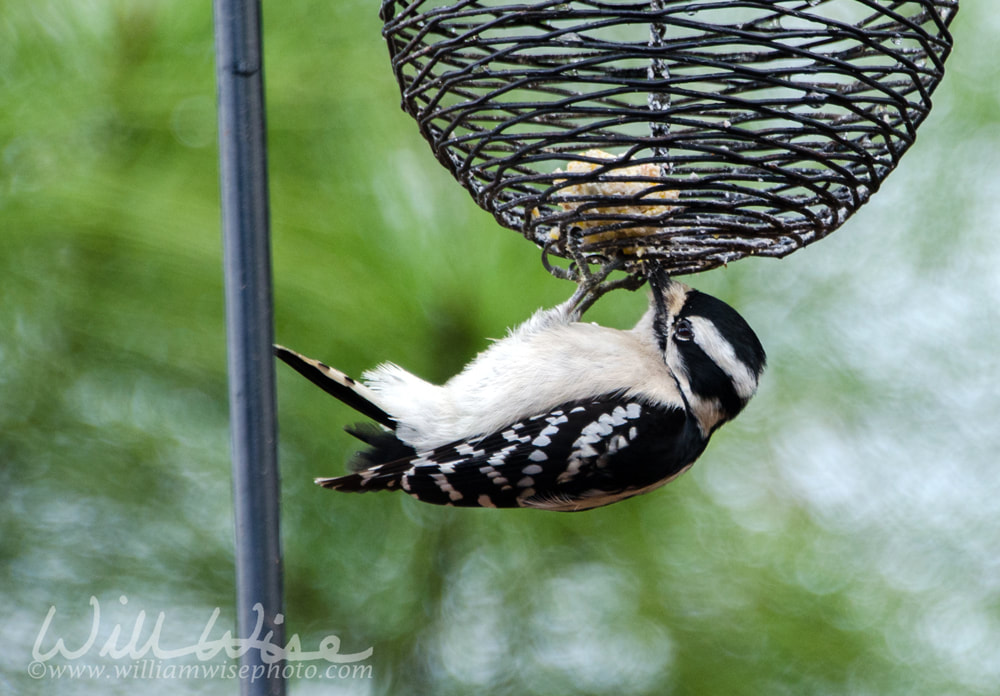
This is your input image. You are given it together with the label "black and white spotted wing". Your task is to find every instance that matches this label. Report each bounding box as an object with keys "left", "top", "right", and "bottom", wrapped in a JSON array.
[{"left": 316, "top": 396, "right": 708, "bottom": 512}]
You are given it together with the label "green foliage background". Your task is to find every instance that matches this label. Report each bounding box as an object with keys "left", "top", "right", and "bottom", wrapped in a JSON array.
[{"left": 3, "top": 2, "right": 998, "bottom": 694}]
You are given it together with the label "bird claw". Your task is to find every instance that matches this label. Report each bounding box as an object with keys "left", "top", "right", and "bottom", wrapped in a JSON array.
[{"left": 543, "top": 243, "right": 646, "bottom": 319}]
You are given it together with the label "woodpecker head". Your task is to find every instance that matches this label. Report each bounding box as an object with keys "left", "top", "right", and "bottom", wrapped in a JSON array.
[{"left": 646, "top": 268, "right": 766, "bottom": 433}]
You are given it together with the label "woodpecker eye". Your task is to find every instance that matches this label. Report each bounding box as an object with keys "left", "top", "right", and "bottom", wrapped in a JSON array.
[{"left": 674, "top": 318, "right": 695, "bottom": 341}]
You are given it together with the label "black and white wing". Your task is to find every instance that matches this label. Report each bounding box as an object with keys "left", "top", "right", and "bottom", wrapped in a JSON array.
[{"left": 317, "top": 396, "right": 707, "bottom": 512}]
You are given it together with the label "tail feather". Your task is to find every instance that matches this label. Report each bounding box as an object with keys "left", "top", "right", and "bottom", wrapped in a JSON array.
[
  {"left": 273, "top": 344, "right": 395, "bottom": 428},
  {"left": 344, "top": 423, "right": 417, "bottom": 471},
  {"left": 314, "top": 456, "right": 412, "bottom": 493}
]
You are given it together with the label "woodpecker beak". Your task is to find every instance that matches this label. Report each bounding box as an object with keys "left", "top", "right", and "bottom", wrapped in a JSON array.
[
  {"left": 647, "top": 266, "right": 687, "bottom": 319},
  {"left": 646, "top": 265, "right": 672, "bottom": 294}
]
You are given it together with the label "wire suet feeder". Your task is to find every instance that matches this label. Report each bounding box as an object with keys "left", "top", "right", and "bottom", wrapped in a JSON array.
[{"left": 380, "top": 0, "right": 957, "bottom": 277}]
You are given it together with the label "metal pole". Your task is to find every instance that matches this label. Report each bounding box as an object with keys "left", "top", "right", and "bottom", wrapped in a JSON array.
[{"left": 213, "top": 1, "right": 285, "bottom": 694}]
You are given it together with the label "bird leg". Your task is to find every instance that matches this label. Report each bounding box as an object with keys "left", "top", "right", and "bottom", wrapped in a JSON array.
[{"left": 543, "top": 243, "right": 646, "bottom": 319}]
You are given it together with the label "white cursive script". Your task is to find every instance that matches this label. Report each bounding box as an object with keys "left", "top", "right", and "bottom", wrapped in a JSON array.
[{"left": 32, "top": 596, "right": 373, "bottom": 664}]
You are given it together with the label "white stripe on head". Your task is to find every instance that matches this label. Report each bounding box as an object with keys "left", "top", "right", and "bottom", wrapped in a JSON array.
[{"left": 688, "top": 315, "right": 760, "bottom": 400}]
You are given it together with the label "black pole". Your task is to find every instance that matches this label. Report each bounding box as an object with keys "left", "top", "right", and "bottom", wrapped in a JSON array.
[{"left": 213, "top": 1, "right": 285, "bottom": 695}]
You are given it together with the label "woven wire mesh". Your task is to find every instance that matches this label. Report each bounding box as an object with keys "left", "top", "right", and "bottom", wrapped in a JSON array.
[{"left": 380, "top": 0, "right": 957, "bottom": 275}]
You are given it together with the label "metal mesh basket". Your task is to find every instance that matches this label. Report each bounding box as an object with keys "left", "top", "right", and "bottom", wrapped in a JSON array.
[{"left": 380, "top": 0, "right": 957, "bottom": 275}]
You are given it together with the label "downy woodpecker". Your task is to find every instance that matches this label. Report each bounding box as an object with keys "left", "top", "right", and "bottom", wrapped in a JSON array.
[{"left": 275, "top": 267, "right": 765, "bottom": 511}]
